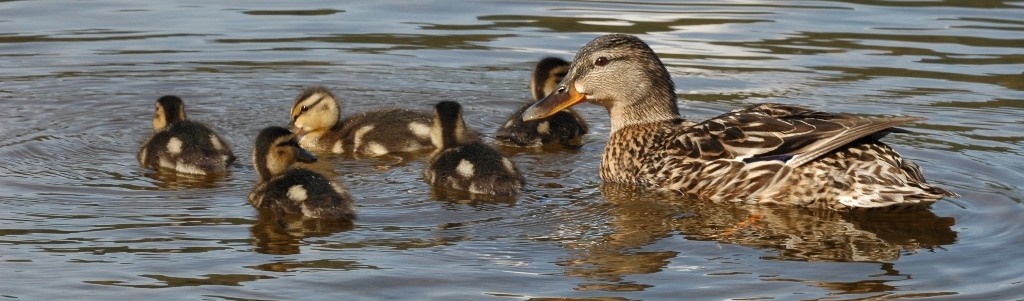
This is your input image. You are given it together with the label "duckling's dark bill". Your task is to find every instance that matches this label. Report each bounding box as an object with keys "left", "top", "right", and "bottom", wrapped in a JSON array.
[
  {"left": 297, "top": 148, "right": 317, "bottom": 163},
  {"left": 521, "top": 85, "right": 586, "bottom": 122}
]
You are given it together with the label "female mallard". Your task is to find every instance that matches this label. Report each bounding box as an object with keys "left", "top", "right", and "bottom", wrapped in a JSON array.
[
  {"left": 425, "top": 101, "right": 525, "bottom": 196},
  {"left": 138, "top": 95, "right": 236, "bottom": 175},
  {"left": 494, "top": 57, "right": 588, "bottom": 147},
  {"left": 523, "top": 34, "right": 957, "bottom": 212},
  {"left": 249, "top": 126, "right": 356, "bottom": 220},
  {"left": 289, "top": 85, "right": 433, "bottom": 157}
]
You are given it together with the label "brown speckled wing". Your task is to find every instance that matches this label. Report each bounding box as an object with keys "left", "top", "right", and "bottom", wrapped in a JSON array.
[{"left": 673, "top": 103, "right": 924, "bottom": 168}]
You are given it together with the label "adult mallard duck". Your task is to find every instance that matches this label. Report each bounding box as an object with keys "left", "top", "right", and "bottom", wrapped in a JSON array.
[
  {"left": 425, "top": 101, "right": 525, "bottom": 196},
  {"left": 248, "top": 126, "right": 356, "bottom": 221},
  {"left": 138, "top": 95, "right": 236, "bottom": 175},
  {"left": 289, "top": 85, "right": 433, "bottom": 157},
  {"left": 494, "top": 57, "right": 588, "bottom": 147},
  {"left": 522, "top": 34, "right": 957, "bottom": 212}
]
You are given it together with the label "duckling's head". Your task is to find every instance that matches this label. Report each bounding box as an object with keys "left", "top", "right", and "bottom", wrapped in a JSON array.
[
  {"left": 253, "top": 126, "right": 318, "bottom": 181},
  {"left": 523, "top": 34, "right": 679, "bottom": 131},
  {"left": 289, "top": 86, "right": 341, "bottom": 135},
  {"left": 430, "top": 101, "right": 470, "bottom": 149},
  {"left": 152, "top": 95, "right": 187, "bottom": 131},
  {"left": 529, "top": 57, "right": 571, "bottom": 101}
]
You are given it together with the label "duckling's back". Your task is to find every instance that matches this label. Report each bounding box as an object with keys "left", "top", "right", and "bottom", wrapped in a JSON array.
[
  {"left": 290, "top": 86, "right": 434, "bottom": 156},
  {"left": 330, "top": 108, "right": 433, "bottom": 156},
  {"left": 249, "top": 168, "right": 356, "bottom": 220},
  {"left": 425, "top": 142, "right": 525, "bottom": 196},
  {"left": 495, "top": 104, "right": 588, "bottom": 147},
  {"left": 138, "top": 120, "right": 235, "bottom": 175}
]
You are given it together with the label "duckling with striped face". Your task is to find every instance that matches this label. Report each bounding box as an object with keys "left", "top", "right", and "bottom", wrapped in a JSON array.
[
  {"left": 424, "top": 101, "right": 525, "bottom": 196},
  {"left": 248, "top": 126, "right": 356, "bottom": 221},
  {"left": 289, "top": 86, "right": 434, "bottom": 157},
  {"left": 138, "top": 95, "right": 236, "bottom": 175},
  {"left": 495, "top": 57, "right": 588, "bottom": 147}
]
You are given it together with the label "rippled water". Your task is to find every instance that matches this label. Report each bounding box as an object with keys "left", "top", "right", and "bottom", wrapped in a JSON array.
[{"left": 2, "top": 0, "right": 1023, "bottom": 300}]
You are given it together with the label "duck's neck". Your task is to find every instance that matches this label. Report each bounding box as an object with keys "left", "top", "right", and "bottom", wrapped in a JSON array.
[
  {"left": 606, "top": 88, "right": 680, "bottom": 134},
  {"left": 298, "top": 131, "right": 327, "bottom": 149},
  {"left": 254, "top": 162, "right": 279, "bottom": 182},
  {"left": 600, "top": 120, "right": 675, "bottom": 184},
  {"left": 431, "top": 118, "right": 464, "bottom": 150}
]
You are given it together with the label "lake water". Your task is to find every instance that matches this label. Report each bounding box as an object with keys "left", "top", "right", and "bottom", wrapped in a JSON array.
[{"left": 2, "top": 0, "right": 1023, "bottom": 300}]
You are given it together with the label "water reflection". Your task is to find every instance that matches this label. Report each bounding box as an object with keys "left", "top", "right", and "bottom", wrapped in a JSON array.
[
  {"left": 87, "top": 274, "right": 275, "bottom": 289},
  {"left": 140, "top": 170, "right": 229, "bottom": 190},
  {"left": 557, "top": 183, "right": 693, "bottom": 291},
  {"left": 764, "top": 261, "right": 957, "bottom": 298},
  {"left": 1, "top": 0, "right": 1021, "bottom": 298},
  {"left": 249, "top": 210, "right": 354, "bottom": 255},
  {"left": 241, "top": 9, "right": 343, "bottom": 16},
  {"left": 559, "top": 183, "right": 957, "bottom": 291},
  {"left": 424, "top": 15, "right": 770, "bottom": 34},
  {"left": 248, "top": 259, "right": 376, "bottom": 273},
  {"left": 214, "top": 33, "right": 512, "bottom": 51},
  {"left": 494, "top": 143, "right": 586, "bottom": 156},
  {"left": 428, "top": 187, "right": 520, "bottom": 205},
  {"left": 683, "top": 206, "right": 957, "bottom": 262}
]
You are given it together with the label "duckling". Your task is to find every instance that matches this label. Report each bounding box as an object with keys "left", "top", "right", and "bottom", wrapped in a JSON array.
[
  {"left": 137, "top": 95, "right": 236, "bottom": 175},
  {"left": 424, "top": 101, "right": 525, "bottom": 196},
  {"left": 248, "top": 126, "right": 356, "bottom": 221},
  {"left": 495, "top": 57, "right": 588, "bottom": 147},
  {"left": 289, "top": 86, "right": 433, "bottom": 157},
  {"left": 522, "top": 34, "right": 957, "bottom": 212}
]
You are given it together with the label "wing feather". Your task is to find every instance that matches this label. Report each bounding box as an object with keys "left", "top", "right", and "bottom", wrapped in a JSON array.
[{"left": 674, "top": 103, "right": 925, "bottom": 168}]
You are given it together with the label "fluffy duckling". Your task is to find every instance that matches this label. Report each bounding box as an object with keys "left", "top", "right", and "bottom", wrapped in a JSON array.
[
  {"left": 495, "top": 57, "right": 588, "bottom": 147},
  {"left": 424, "top": 101, "right": 525, "bottom": 196},
  {"left": 523, "top": 34, "right": 957, "bottom": 212},
  {"left": 289, "top": 86, "right": 433, "bottom": 157},
  {"left": 137, "top": 95, "right": 236, "bottom": 175},
  {"left": 248, "top": 126, "right": 356, "bottom": 221}
]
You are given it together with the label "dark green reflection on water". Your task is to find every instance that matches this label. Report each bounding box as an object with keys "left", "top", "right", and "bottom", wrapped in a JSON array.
[
  {"left": 215, "top": 33, "right": 513, "bottom": 51},
  {"left": 242, "top": 9, "right": 343, "bottom": 16},
  {"left": 249, "top": 259, "right": 378, "bottom": 273},
  {"left": 417, "top": 15, "right": 770, "bottom": 34},
  {"left": 86, "top": 273, "right": 275, "bottom": 288}
]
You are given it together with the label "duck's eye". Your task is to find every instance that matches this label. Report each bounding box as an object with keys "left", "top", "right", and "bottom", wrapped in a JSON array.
[
  {"left": 300, "top": 105, "right": 309, "bottom": 112},
  {"left": 595, "top": 57, "right": 609, "bottom": 66}
]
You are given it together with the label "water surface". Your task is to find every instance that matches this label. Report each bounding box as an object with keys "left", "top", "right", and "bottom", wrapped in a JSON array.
[{"left": 2, "top": 0, "right": 1023, "bottom": 300}]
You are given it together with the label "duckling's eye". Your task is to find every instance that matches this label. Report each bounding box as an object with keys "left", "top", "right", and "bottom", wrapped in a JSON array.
[
  {"left": 300, "top": 105, "right": 309, "bottom": 112},
  {"left": 595, "top": 57, "right": 609, "bottom": 67}
]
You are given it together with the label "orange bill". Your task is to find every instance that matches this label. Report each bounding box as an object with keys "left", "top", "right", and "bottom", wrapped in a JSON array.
[{"left": 521, "top": 84, "right": 586, "bottom": 122}]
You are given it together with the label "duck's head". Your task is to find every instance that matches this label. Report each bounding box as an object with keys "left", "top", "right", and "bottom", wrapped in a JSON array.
[
  {"left": 252, "top": 126, "right": 317, "bottom": 181},
  {"left": 523, "top": 34, "right": 679, "bottom": 131},
  {"left": 529, "top": 57, "right": 571, "bottom": 102},
  {"left": 289, "top": 86, "right": 341, "bottom": 136},
  {"left": 430, "top": 101, "right": 472, "bottom": 149},
  {"left": 152, "top": 95, "right": 187, "bottom": 131}
]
